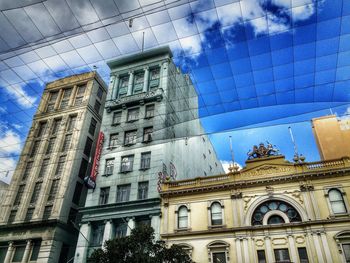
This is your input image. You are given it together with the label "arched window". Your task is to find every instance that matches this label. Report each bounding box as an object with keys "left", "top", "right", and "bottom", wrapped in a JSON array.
[
  {"left": 211, "top": 202, "right": 222, "bottom": 225},
  {"left": 267, "top": 215, "right": 285, "bottom": 225},
  {"left": 207, "top": 241, "right": 229, "bottom": 263},
  {"left": 178, "top": 206, "right": 188, "bottom": 229},
  {"left": 335, "top": 231, "right": 350, "bottom": 263},
  {"left": 329, "top": 189, "right": 347, "bottom": 214}
]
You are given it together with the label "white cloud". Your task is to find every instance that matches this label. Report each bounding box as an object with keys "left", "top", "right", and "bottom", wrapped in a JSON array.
[
  {"left": 4, "top": 84, "right": 37, "bottom": 108},
  {"left": 220, "top": 160, "right": 243, "bottom": 173}
]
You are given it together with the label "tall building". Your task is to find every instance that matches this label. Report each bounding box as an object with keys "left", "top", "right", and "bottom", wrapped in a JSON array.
[
  {"left": 161, "top": 144, "right": 350, "bottom": 263},
  {"left": 0, "top": 180, "right": 9, "bottom": 204},
  {"left": 74, "top": 46, "right": 224, "bottom": 262},
  {"left": 312, "top": 114, "right": 350, "bottom": 160},
  {"left": 0, "top": 72, "right": 107, "bottom": 263}
]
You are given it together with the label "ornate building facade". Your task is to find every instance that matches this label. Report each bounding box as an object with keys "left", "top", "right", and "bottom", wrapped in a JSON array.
[
  {"left": 160, "top": 146, "right": 350, "bottom": 263},
  {"left": 74, "top": 47, "right": 223, "bottom": 262},
  {"left": 0, "top": 72, "right": 107, "bottom": 263}
]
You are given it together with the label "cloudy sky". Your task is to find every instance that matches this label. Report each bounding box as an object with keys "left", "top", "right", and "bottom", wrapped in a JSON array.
[{"left": 0, "top": 0, "right": 349, "bottom": 181}]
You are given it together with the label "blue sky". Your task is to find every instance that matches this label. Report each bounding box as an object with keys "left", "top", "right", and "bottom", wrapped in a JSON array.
[{"left": 0, "top": 0, "right": 350, "bottom": 181}]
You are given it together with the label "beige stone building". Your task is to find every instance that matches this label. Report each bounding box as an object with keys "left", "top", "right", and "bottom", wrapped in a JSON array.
[
  {"left": 312, "top": 115, "right": 350, "bottom": 160},
  {"left": 0, "top": 72, "right": 107, "bottom": 263},
  {"left": 160, "top": 147, "right": 350, "bottom": 263}
]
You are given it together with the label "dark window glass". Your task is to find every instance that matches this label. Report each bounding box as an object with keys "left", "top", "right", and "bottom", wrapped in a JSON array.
[
  {"left": 127, "top": 108, "right": 139, "bottom": 122},
  {"left": 89, "top": 118, "right": 97, "bottom": 136},
  {"left": 140, "top": 152, "right": 151, "bottom": 170},
  {"left": 43, "top": 206, "right": 52, "bottom": 220},
  {"left": 104, "top": 159, "right": 114, "bottom": 175},
  {"left": 8, "top": 210, "right": 17, "bottom": 223},
  {"left": 30, "top": 241, "right": 41, "bottom": 261},
  {"left": 124, "top": 130, "right": 137, "bottom": 145},
  {"left": 143, "top": 127, "right": 153, "bottom": 142},
  {"left": 135, "top": 217, "right": 151, "bottom": 227},
  {"left": 22, "top": 162, "right": 33, "bottom": 180},
  {"left": 343, "top": 244, "right": 350, "bottom": 262},
  {"left": 133, "top": 72, "right": 144, "bottom": 93},
  {"left": 84, "top": 137, "right": 93, "bottom": 156},
  {"left": 66, "top": 115, "right": 77, "bottom": 132},
  {"left": 72, "top": 182, "right": 83, "bottom": 205},
  {"left": 109, "top": 133, "right": 119, "bottom": 148},
  {"left": 94, "top": 100, "right": 101, "bottom": 114},
  {"left": 25, "top": 208, "right": 35, "bottom": 221},
  {"left": 257, "top": 250, "right": 266, "bottom": 263},
  {"left": 138, "top": 181, "right": 148, "bottom": 200},
  {"left": 116, "top": 184, "right": 131, "bottom": 202},
  {"left": 298, "top": 247, "right": 309, "bottom": 263},
  {"left": 48, "top": 180, "right": 59, "bottom": 201},
  {"left": 99, "top": 187, "right": 110, "bottom": 205},
  {"left": 91, "top": 223, "right": 105, "bottom": 246},
  {"left": 213, "top": 252, "right": 226, "bottom": 263},
  {"left": 51, "top": 118, "right": 61, "bottom": 135},
  {"left": 46, "top": 137, "right": 56, "bottom": 155},
  {"left": 61, "top": 134, "right": 72, "bottom": 152},
  {"left": 0, "top": 243, "right": 7, "bottom": 263},
  {"left": 145, "top": 104, "right": 155, "bottom": 118},
  {"left": 39, "top": 159, "right": 50, "bottom": 178},
  {"left": 211, "top": 202, "right": 222, "bottom": 225},
  {"left": 36, "top": 122, "right": 47, "bottom": 137},
  {"left": 12, "top": 244, "right": 25, "bottom": 262},
  {"left": 30, "top": 182, "right": 42, "bottom": 204},
  {"left": 78, "top": 158, "right": 89, "bottom": 179},
  {"left": 74, "top": 85, "right": 86, "bottom": 106},
  {"left": 30, "top": 140, "right": 40, "bottom": 157},
  {"left": 120, "top": 155, "right": 134, "bottom": 172},
  {"left": 14, "top": 185, "right": 25, "bottom": 205},
  {"left": 59, "top": 88, "right": 72, "bottom": 109},
  {"left": 46, "top": 91, "right": 58, "bottom": 112},
  {"left": 112, "top": 111, "right": 122, "bottom": 125},
  {"left": 267, "top": 215, "right": 285, "bottom": 225},
  {"left": 97, "top": 86, "right": 103, "bottom": 99},
  {"left": 55, "top": 156, "right": 66, "bottom": 176},
  {"left": 115, "top": 223, "right": 127, "bottom": 238},
  {"left": 274, "top": 249, "right": 290, "bottom": 263}
]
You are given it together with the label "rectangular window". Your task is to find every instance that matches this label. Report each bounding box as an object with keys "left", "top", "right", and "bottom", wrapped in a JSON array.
[
  {"left": 274, "top": 249, "right": 290, "bottom": 263},
  {"left": 257, "top": 250, "right": 266, "bottom": 263},
  {"left": 72, "top": 182, "right": 83, "bottom": 205},
  {"left": 8, "top": 210, "right": 17, "bottom": 223},
  {"left": 51, "top": 118, "right": 61, "bottom": 135},
  {"left": 14, "top": 185, "right": 25, "bottom": 205},
  {"left": 89, "top": 118, "right": 97, "bottom": 136},
  {"left": 121, "top": 155, "right": 134, "bottom": 172},
  {"left": 118, "top": 76, "right": 128, "bottom": 97},
  {"left": 78, "top": 158, "right": 89, "bottom": 179},
  {"left": 343, "top": 244, "right": 350, "bottom": 262},
  {"left": 36, "top": 122, "right": 47, "bottom": 137},
  {"left": 145, "top": 104, "right": 155, "bottom": 118},
  {"left": 46, "top": 137, "right": 56, "bottom": 154},
  {"left": 116, "top": 184, "right": 131, "bottom": 202},
  {"left": 97, "top": 86, "right": 103, "bottom": 99},
  {"left": 30, "top": 182, "right": 42, "bottom": 204},
  {"left": 104, "top": 159, "right": 114, "bottom": 175},
  {"left": 138, "top": 181, "right": 148, "bottom": 200},
  {"left": 61, "top": 134, "right": 72, "bottom": 152},
  {"left": 74, "top": 85, "right": 86, "bottom": 106},
  {"left": 143, "top": 127, "right": 153, "bottom": 142},
  {"left": 112, "top": 111, "right": 122, "bottom": 125},
  {"left": 99, "top": 187, "right": 110, "bottom": 205},
  {"left": 12, "top": 244, "right": 25, "bottom": 262},
  {"left": 133, "top": 72, "right": 144, "bottom": 93},
  {"left": 109, "top": 133, "right": 119, "bottom": 148},
  {"left": 43, "top": 206, "right": 52, "bottom": 220},
  {"left": 66, "top": 115, "right": 77, "bottom": 132},
  {"left": 140, "top": 152, "right": 151, "bottom": 170},
  {"left": 55, "top": 156, "right": 66, "bottom": 176},
  {"left": 127, "top": 108, "right": 139, "bottom": 122},
  {"left": 149, "top": 68, "right": 160, "bottom": 89},
  {"left": 94, "top": 100, "right": 101, "bottom": 114},
  {"left": 84, "top": 137, "right": 93, "bottom": 156},
  {"left": 22, "top": 162, "right": 33, "bottom": 180},
  {"left": 30, "top": 140, "right": 40, "bottom": 157},
  {"left": 48, "top": 180, "right": 59, "bottom": 201},
  {"left": 59, "top": 88, "right": 72, "bottom": 109},
  {"left": 30, "top": 241, "right": 41, "bottom": 261},
  {"left": 115, "top": 223, "right": 127, "bottom": 238},
  {"left": 212, "top": 252, "right": 226, "bottom": 263},
  {"left": 124, "top": 130, "right": 137, "bottom": 145},
  {"left": 25, "top": 208, "right": 35, "bottom": 221},
  {"left": 91, "top": 224, "right": 105, "bottom": 246},
  {"left": 298, "top": 248, "right": 309, "bottom": 263},
  {"left": 46, "top": 91, "right": 58, "bottom": 112},
  {"left": 38, "top": 159, "right": 50, "bottom": 178}
]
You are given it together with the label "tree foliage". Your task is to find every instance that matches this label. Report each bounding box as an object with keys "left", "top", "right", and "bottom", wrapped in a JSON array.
[{"left": 89, "top": 224, "right": 193, "bottom": 263}]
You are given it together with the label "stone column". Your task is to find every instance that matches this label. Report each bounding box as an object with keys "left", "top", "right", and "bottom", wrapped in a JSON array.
[
  {"left": 102, "top": 220, "right": 113, "bottom": 248},
  {"left": 68, "top": 85, "right": 77, "bottom": 106},
  {"left": 309, "top": 190, "right": 321, "bottom": 220},
  {"left": 160, "top": 59, "right": 169, "bottom": 91},
  {"left": 235, "top": 238, "right": 243, "bottom": 263},
  {"left": 151, "top": 215, "right": 160, "bottom": 240},
  {"left": 126, "top": 217, "right": 135, "bottom": 236},
  {"left": 4, "top": 241, "right": 14, "bottom": 263},
  {"left": 21, "top": 240, "right": 32, "bottom": 263},
  {"left": 301, "top": 190, "right": 315, "bottom": 220},
  {"left": 127, "top": 71, "right": 134, "bottom": 96},
  {"left": 54, "top": 89, "right": 63, "bottom": 110},
  {"left": 108, "top": 75, "right": 116, "bottom": 101},
  {"left": 74, "top": 223, "right": 91, "bottom": 263},
  {"left": 112, "top": 75, "right": 120, "bottom": 100},
  {"left": 242, "top": 238, "right": 250, "bottom": 263},
  {"left": 312, "top": 233, "right": 325, "bottom": 263},
  {"left": 320, "top": 232, "right": 333, "bottom": 262},
  {"left": 287, "top": 234, "right": 299, "bottom": 263},
  {"left": 143, "top": 67, "right": 150, "bottom": 92},
  {"left": 265, "top": 236, "right": 274, "bottom": 263}
]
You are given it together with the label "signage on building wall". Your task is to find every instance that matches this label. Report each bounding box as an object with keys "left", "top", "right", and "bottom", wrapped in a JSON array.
[{"left": 84, "top": 131, "right": 104, "bottom": 189}]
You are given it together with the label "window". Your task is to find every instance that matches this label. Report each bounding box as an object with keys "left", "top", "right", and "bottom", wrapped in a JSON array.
[
  {"left": 59, "top": 88, "right": 72, "bottom": 109},
  {"left": 124, "top": 130, "right": 137, "bottom": 145},
  {"left": 97, "top": 86, "right": 103, "bottom": 99},
  {"left": 46, "top": 137, "right": 56, "bottom": 154},
  {"left": 342, "top": 244, "right": 350, "bottom": 263},
  {"left": 99, "top": 187, "right": 110, "bottom": 205},
  {"left": 133, "top": 72, "right": 144, "bottom": 93},
  {"left": 178, "top": 206, "right": 188, "bottom": 229},
  {"left": 267, "top": 215, "right": 285, "bottom": 225},
  {"left": 38, "top": 159, "right": 50, "bottom": 178},
  {"left": 213, "top": 252, "right": 226, "bottom": 263},
  {"left": 94, "top": 100, "right": 101, "bottom": 114},
  {"left": 66, "top": 115, "right": 77, "bottom": 132},
  {"left": 116, "top": 184, "right": 131, "bottom": 202},
  {"left": 78, "top": 158, "right": 89, "bottom": 179},
  {"left": 51, "top": 118, "right": 61, "bottom": 135},
  {"left": 135, "top": 217, "right": 151, "bottom": 227},
  {"left": 115, "top": 223, "right": 127, "bottom": 237},
  {"left": 274, "top": 249, "right": 290, "bottom": 263},
  {"left": 127, "top": 107, "right": 139, "bottom": 122},
  {"left": 25, "top": 208, "right": 35, "bottom": 221},
  {"left": 149, "top": 68, "right": 160, "bottom": 88},
  {"left": 112, "top": 111, "right": 122, "bottom": 125},
  {"left": 143, "top": 127, "right": 153, "bottom": 142},
  {"left": 43, "top": 206, "right": 52, "bottom": 220},
  {"left": 84, "top": 137, "right": 93, "bottom": 156},
  {"left": 91, "top": 223, "right": 105, "bottom": 246},
  {"left": 121, "top": 155, "right": 134, "bottom": 172},
  {"left": 329, "top": 189, "right": 347, "bottom": 214},
  {"left": 118, "top": 76, "right": 128, "bottom": 97},
  {"left": 22, "top": 162, "right": 33, "bottom": 180},
  {"left": 109, "top": 133, "right": 119, "bottom": 148},
  {"left": 61, "top": 134, "right": 72, "bottom": 152},
  {"left": 46, "top": 91, "right": 58, "bottom": 112},
  {"left": 298, "top": 248, "right": 309, "bottom": 263},
  {"left": 74, "top": 85, "right": 86, "bottom": 106},
  {"left": 12, "top": 244, "right": 25, "bottom": 262},
  {"left": 211, "top": 202, "right": 223, "bottom": 226},
  {"left": 36, "top": 122, "right": 47, "bottom": 137},
  {"left": 14, "top": 185, "right": 25, "bottom": 205},
  {"left": 145, "top": 104, "right": 155, "bottom": 118},
  {"left": 8, "top": 210, "right": 17, "bottom": 223},
  {"left": 72, "top": 182, "right": 83, "bottom": 205},
  {"left": 138, "top": 181, "right": 148, "bottom": 200},
  {"left": 30, "top": 241, "right": 41, "bottom": 261},
  {"left": 88, "top": 118, "right": 97, "bottom": 136},
  {"left": 140, "top": 152, "right": 151, "bottom": 170},
  {"left": 55, "top": 156, "right": 66, "bottom": 176},
  {"left": 104, "top": 159, "right": 114, "bottom": 175},
  {"left": 48, "top": 179, "right": 59, "bottom": 201},
  {"left": 30, "top": 182, "right": 42, "bottom": 204},
  {"left": 257, "top": 250, "right": 266, "bottom": 263},
  {"left": 30, "top": 140, "right": 40, "bottom": 157}
]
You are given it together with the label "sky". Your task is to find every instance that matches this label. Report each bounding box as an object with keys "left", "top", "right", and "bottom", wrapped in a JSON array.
[{"left": 0, "top": 0, "right": 350, "bottom": 182}]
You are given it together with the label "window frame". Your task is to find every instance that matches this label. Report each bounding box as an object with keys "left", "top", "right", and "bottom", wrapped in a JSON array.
[
  {"left": 116, "top": 184, "right": 131, "bottom": 202},
  {"left": 140, "top": 152, "right": 151, "bottom": 170},
  {"left": 127, "top": 107, "right": 140, "bottom": 122},
  {"left": 74, "top": 85, "right": 86, "bottom": 106},
  {"left": 143, "top": 127, "right": 153, "bottom": 143},
  {"left": 137, "top": 181, "right": 149, "bottom": 200},
  {"left": 145, "top": 104, "right": 155, "bottom": 119},
  {"left": 176, "top": 205, "right": 190, "bottom": 230},
  {"left": 274, "top": 248, "right": 291, "bottom": 263},
  {"left": 99, "top": 187, "right": 110, "bottom": 205},
  {"left": 207, "top": 241, "right": 230, "bottom": 263},
  {"left": 208, "top": 201, "right": 225, "bottom": 228},
  {"left": 59, "top": 88, "right": 73, "bottom": 110},
  {"left": 124, "top": 130, "right": 137, "bottom": 146},
  {"left": 324, "top": 186, "right": 349, "bottom": 217},
  {"left": 109, "top": 133, "right": 119, "bottom": 148},
  {"left": 120, "top": 155, "right": 134, "bottom": 173},
  {"left": 104, "top": 158, "right": 115, "bottom": 176}
]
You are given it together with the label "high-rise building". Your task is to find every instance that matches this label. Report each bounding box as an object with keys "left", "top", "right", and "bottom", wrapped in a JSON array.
[
  {"left": 312, "top": 115, "right": 350, "bottom": 160},
  {"left": 0, "top": 72, "right": 107, "bottom": 263},
  {"left": 74, "top": 47, "right": 224, "bottom": 262}
]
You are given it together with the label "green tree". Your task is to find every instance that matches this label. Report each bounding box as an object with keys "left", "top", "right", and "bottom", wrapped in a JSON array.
[{"left": 89, "top": 224, "right": 193, "bottom": 263}]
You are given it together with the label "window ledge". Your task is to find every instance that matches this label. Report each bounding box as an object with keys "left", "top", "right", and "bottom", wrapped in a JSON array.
[
  {"left": 175, "top": 227, "right": 192, "bottom": 232},
  {"left": 111, "top": 123, "right": 120, "bottom": 126},
  {"left": 329, "top": 213, "right": 350, "bottom": 218},
  {"left": 119, "top": 170, "right": 133, "bottom": 174},
  {"left": 144, "top": 116, "right": 154, "bottom": 119},
  {"left": 102, "top": 173, "right": 112, "bottom": 177},
  {"left": 126, "top": 120, "right": 138, "bottom": 123},
  {"left": 208, "top": 224, "right": 226, "bottom": 229},
  {"left": 139, "top": 168, "right": 150, "bottom": 171},
  {"left": 142, "top": 140, "right": 152, "bottom": 144},
  {"left": 124, "top": 143, "right": 136, "bottom": 147}
]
